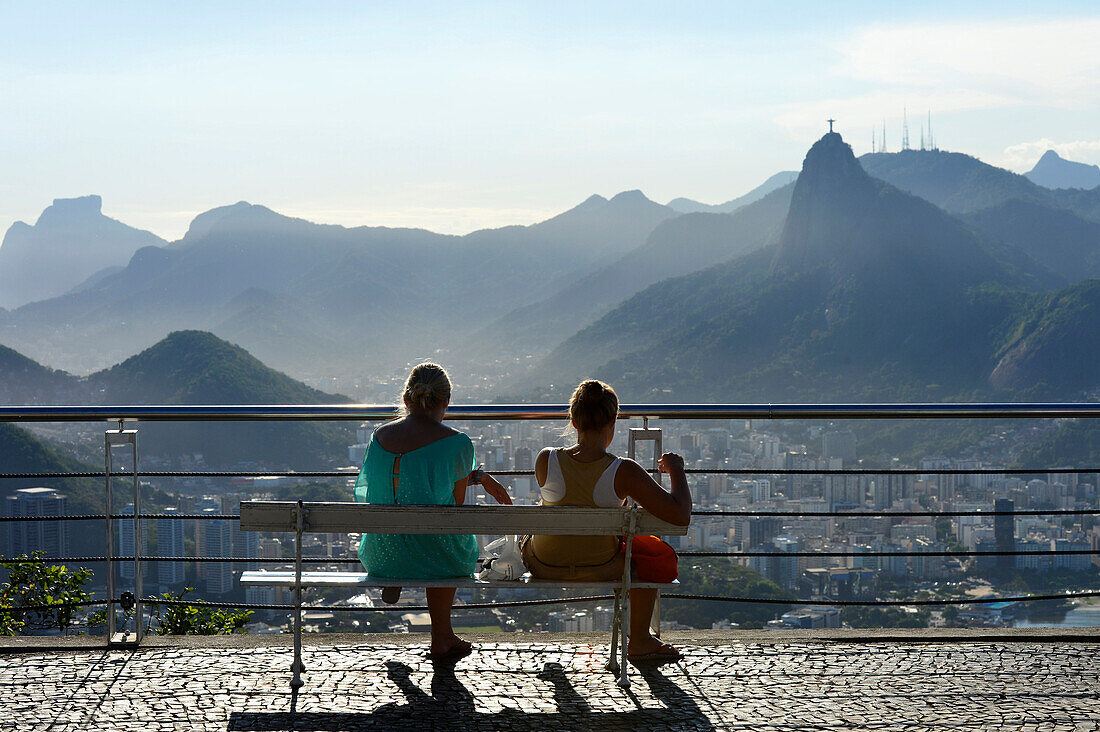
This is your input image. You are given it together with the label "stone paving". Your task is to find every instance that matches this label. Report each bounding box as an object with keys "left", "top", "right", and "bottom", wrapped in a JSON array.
[{"left": 2, "top": 637, "right": 1100, "bottom": 731}]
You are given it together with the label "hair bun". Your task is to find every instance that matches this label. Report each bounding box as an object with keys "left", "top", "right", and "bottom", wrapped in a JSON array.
[{"left": 581, "top": 380, "right": 603, "bottom": 397}]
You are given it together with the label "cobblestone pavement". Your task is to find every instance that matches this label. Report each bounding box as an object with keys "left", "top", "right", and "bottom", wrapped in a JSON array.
[{"left": 3, "top": 639, "right": 1100, "bottom": 731}]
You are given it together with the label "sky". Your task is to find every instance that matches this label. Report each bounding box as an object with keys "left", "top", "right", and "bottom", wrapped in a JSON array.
[{"left": 2, "top": 1, "right": 1099, "bottom": 241}]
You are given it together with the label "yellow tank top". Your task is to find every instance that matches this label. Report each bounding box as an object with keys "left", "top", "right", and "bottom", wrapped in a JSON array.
[{"left": 529, "top": 450, "right": 622, "bottom": 569}]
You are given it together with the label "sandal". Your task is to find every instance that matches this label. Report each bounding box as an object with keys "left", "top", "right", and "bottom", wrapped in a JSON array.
[
  {"left": 627, "top": 642, "right": 682, "bottom": 664},
  {"left": 427, "top": 640, "right": 473, "bottom": 663}
]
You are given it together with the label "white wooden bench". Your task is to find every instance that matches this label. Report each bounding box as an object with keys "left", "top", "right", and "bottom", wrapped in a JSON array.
[{"left": 239, "top": 500, "right": 688, "bottom": 689}]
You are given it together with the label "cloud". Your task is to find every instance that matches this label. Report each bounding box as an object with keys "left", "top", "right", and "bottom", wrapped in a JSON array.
[
  {"left": 770, "top": 16, "right": 1100, "bottom": 148},
  {"left": 837, "top": 17, "right": 1100, "bottom": 105},
  {"left": 997, "top": 138, "right": 1100, "bottom": 172}
]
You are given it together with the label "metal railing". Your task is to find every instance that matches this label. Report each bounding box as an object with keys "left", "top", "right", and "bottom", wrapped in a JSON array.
[{"left": 2, "top": 402, "right": 1099, "bottom": 638}]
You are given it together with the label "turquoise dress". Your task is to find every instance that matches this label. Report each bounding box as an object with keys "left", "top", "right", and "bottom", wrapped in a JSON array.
[{"left": 355, "top": 431, "right": 479, "bottom": 579}]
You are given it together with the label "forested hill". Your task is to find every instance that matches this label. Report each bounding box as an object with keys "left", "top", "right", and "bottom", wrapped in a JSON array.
[
  {"left": 0, "top": 331, "right": 353, "bottom": 469},
  {"left": 0, "top": 423, "right": 100, "bottom": 513},
  {"left": 533, "top": 133, "right": 1100, "bottom": 403}
]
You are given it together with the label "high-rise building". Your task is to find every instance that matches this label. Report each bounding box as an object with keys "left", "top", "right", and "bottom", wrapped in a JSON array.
[
  {"left": 201, "top": 507, "right": 234, "bottom": 595},
  {"left": 223, "top": 495, "right": 258, "bottom": 575},
  {"left": 157, "top": 507, "right": 186, "bottom": 590},
  {"left": 3, "top": 487, "right": 68, "bottom": 558},
  {"left": 994, "top": 498, "right": 1015, "bottom": 571}
]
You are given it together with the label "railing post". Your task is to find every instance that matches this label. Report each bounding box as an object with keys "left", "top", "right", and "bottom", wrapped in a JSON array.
[
  {"left": 628, "top": 424, "right": 663, "bottom": 485},
  {"left": 104, "top": 430, "right": 115, "bottom": 640},
  {"left": 105, "top": 425, "right": 140, "bottom": 645},
  {"left": 290, "top": 499, "right": 308, "bottom": 692}
]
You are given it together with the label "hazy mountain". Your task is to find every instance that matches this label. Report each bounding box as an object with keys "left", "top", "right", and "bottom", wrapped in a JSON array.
[
  {"left": 536, "top": 132, "right": 1095, "bottom": 402},
  {"left": 667, "top": 171, "right": 798, "bottom": 214},
  {"left": 1025, "top": 150, "right": 1100, "bottom": 191},
  {"left": 0, "top": 193, "right": 674, "bottom": 378},
  {"left": 0, "top": 195, "right": 166, "bottom": 309},
  {"left": 475, "top": 182, "right": 793, "bottom": 356},
  {"left": 960, "top": 200, "right": 1100, "bottom": 284},
  {"left": 860, "top": 149, "right": 1100, "bottom": 225}
]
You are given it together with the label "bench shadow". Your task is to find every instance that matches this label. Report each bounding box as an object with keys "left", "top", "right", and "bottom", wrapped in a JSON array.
[{"left": 227, "top": 658, "right": 716, "bottom": 731}]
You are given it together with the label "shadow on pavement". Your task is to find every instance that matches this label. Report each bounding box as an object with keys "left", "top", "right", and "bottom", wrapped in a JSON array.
[{"left": 227, "top": 658, "right": 716, "bottom": 731}]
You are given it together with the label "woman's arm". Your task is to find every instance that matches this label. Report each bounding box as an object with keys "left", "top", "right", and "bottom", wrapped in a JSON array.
[
  {"left": 534, "top": 448, "right": 551, "bottom": 487},
  {"left": 479, "top": 472, "right": 513, "bottom": 505},
  {"left": 457, "top": 469, "right": 513, "bottom": 505},
  {"left": 614, "top": 452, "right": 692, "bottom": 526},
  {"left": 453, "top": 476, "right": 470, "bottom": 506}
]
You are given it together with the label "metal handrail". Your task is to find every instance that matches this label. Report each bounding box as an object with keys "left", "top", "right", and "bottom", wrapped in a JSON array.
[
  {"left": 4, "top": 402, "right": 1100, "bottom": 633},
  {"left": 2, "top": 401, "right": 1100, "bottom": 422}
]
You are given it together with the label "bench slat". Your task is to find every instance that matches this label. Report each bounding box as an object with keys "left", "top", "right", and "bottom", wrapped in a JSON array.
[
  {"left": 240, "top": 570, "right": 677, "bottom": 590},
  {"left": 240, "top": 501, "right": 688, "bottom": 536}
]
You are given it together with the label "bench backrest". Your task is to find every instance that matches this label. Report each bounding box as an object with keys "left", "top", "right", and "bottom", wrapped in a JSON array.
[{"left": 240, "top": 501, "right": 688, "bottom": 536}]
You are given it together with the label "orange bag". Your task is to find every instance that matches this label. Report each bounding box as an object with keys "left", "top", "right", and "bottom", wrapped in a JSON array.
[{"left": 623, "top": 535, "right": 678, "bottom": 582}]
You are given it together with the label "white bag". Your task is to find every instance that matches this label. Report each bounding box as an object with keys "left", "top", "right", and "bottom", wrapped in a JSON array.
[{"left": 478, "top": 535, "right": 525, "bottom": 581}]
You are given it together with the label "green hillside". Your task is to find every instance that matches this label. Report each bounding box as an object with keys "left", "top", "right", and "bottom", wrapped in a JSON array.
[
  {"left": 990, "top": 280, "right": 1100, "bottom": 393},
  {"left": 961, "top": 200, "right": 1100, "bottom": 284},
  {"left": 0, "top": 343, "right": 77, "bottom": 403},
  {"left": 0, "top": 423, "right": 100, "bottom": 513},
  {"left": 86, "top": 331, "right": 353, "bottom": 468}
]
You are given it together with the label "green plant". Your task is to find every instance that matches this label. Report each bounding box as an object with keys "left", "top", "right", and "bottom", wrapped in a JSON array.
[
  {"left": 143, "top": 588, "right": 252, "bottom": 635},
  {"left": 0, "top": 551, "right": 94, "bottom": 635}
]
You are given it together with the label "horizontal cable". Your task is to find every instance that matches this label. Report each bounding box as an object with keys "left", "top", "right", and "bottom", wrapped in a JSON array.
[
  {"left": 2, "top": 467, "right": 1098, "bottom": 480},
  {"left": 0, "top": 599, "right": 106, "bottom": 614},
  {"left": 693, "top": 508, "right": 1100, "bottom": 517},
  {"left": 681, "top": 549, "right": 1100, "bottom": 557},
  {"left": 5, "top": 401, "right": 1100, "bottom": 422},
  {"left": 136, "top": 595, "right": 616, "bottom": 612},
  {"left": 17, "top": 556, "right": 361, "bottom": 563},
  {"left": 3, "top": 507, "right": 1097, "bottom": 522},
  {"left": 16, "top": 547, "right": 1099, "bottom": 564},
  {"left": 663, "top": 590, "right": 1100, "bottom": 606}
]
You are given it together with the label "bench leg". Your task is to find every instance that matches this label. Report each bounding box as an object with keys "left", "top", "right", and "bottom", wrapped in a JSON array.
[
  {"left": 617, "top": 589, "right": 630, "bottom": 688},
  {"left": 653, "top": 589, "right": 661, "bottom": 639},
  {"left": 606, "top": 589, "right": 621, "bottom": 674}
]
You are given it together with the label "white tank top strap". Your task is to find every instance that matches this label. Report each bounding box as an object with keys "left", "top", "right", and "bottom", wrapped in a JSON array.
[
  {"left": 539, "top": 448, "right": 568, "bottom": 503},
  {"left": 591, "top": 457, "right": 623, "bottom": 508}
]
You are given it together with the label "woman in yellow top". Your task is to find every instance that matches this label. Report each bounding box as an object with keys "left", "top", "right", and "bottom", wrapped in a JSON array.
[{"left": 523, "top": 379, "right": 692, "bottom": 661}]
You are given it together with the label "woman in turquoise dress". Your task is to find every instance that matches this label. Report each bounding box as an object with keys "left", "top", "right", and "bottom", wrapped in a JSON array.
[{"left": 355, "top": 362, "right": 511, "bottom": 660}]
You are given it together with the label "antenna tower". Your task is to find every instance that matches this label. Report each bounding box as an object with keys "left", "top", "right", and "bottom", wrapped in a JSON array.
[
  {"left": 902, "top": 108, "right": 910, "bottom": 150},
  {"left": 881, "top": 119, "right": 887, "bottom": 153},
  {"left": 927, "top": 110, "right": 935, "bottom": 151},
  {"left": 872, "top": 127, "right": 876, "bottom": 153}
]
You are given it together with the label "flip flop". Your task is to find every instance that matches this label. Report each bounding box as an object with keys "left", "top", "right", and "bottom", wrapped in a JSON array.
[
  {"left": 627, "top": 642, "right": 681, "bottom": 664},
  {"left": 427, "top": 640, "right": 473, "bottom": 663}
]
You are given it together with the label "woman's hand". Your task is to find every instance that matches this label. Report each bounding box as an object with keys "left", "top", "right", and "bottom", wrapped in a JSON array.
[
  {"left": 657, "top": 452, "right": 685, "bottom": 475},
  {"left": 480, "top": 472, "right": 513, "bottom": 505}
]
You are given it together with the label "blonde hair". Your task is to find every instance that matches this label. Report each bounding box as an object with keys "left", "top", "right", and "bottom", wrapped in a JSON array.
[
  {"left": 569, "top": 379, "right": 618, "bottom": 432},
  {"left": 401, "top": 362, "right": 452, "bottom": 414}
]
